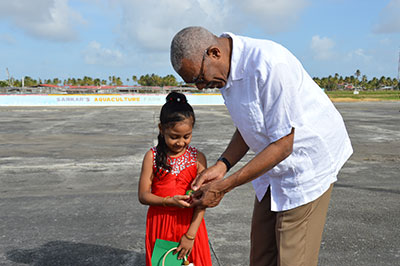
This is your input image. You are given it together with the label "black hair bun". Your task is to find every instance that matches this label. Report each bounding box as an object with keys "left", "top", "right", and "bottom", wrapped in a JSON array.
[{"left": 166, "top": 92, "right": 187, "bottom": 104}]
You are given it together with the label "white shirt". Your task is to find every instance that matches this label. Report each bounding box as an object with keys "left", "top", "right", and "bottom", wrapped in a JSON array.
[{"left": 220, "top": 32, "right": 353, "bottom": 211}]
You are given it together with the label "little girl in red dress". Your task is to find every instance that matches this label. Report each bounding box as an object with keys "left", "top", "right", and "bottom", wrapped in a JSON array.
[{"left": 138, "top": 92, "right": 212, "bottom": 266}]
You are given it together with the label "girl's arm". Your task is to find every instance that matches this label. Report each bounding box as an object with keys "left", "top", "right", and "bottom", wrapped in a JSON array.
[
  {"left": 175, "top": 151, "right": 208, "bottom": 260},
  {"left": 138, "top": 150, "right": 190, "bottom": 207}
]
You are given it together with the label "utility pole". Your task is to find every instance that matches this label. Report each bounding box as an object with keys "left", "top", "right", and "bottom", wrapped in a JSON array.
[
  {"left": 398, "top": 48, "right": 400, "bottom": 83},
  {"left": 6, "top": 68, "right": 11, "bottom": 86},
  {"left": 396, "top": 48, "right": 400, "bottom": 90}
]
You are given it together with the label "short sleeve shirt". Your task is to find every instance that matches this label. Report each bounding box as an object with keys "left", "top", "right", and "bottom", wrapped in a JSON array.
[{"left": 219, "top": 32, "right": 353, "bottom": 211}]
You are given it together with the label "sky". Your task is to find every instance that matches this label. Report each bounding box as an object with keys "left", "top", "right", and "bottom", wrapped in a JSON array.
[{"left": 0, "top": 0, "right": 399, "bottom": 84}]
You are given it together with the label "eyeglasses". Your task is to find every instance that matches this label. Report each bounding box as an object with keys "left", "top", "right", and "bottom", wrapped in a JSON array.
[{"left": 192, "top": 49, "right": 208, "bottom": 85}]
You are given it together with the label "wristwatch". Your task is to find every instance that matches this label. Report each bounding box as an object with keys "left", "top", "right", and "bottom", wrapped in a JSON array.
[{"left": 217, "top": 156, "right": 232, "bottom": 172}]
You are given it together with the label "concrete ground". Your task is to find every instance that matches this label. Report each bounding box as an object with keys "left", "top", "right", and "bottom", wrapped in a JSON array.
[{"left": 0, "top": 101, "right": 399, "bottom": 266}]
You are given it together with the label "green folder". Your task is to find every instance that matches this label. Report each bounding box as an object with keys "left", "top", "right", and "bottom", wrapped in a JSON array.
[{"left": 151, "top": 239, "right": 185, "bottom": 266}]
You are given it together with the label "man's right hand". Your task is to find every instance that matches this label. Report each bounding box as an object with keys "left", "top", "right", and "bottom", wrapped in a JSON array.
[{"left": 191, "top": 162, "right": 227, "bottom": 191}]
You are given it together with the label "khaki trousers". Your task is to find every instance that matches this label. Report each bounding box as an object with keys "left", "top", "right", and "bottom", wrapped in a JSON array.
[{"left": 250, "top": 184, "right": 333, "bottom": 266}]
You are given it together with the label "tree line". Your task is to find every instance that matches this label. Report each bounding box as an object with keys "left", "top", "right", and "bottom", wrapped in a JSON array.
[
  {"left": 0, "top": 74, "right": 180, "bottom": 88},
  {"left": 1, "top": 70, "right": 399, "bottom": 90},
  {"left": 313, "top": 70, "right": 399, "bottom": 90}
]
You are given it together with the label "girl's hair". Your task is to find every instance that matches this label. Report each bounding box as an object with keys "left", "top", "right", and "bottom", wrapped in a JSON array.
[{"left": 156, "top": 92, "right": 195, "bottom": 172}]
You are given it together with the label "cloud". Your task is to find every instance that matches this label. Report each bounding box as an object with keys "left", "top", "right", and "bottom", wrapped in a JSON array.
[
  {"left": 0, "top": 0, "right": 85, "bottom": 42},
  {"left": 378, "top": 38, "right": 392, "bottom": 45},
  {"left": 0, "top": 34, "right": 17, "bottom": 45},
  {"left": 373, "top": 0, "right": 400, "bottom": 34},
  {"left": 310, "top": 35, "right": 335, "bottom": 60},
  {"left": 344, "top": 49, "right": 373, "bottom": 64},
  {"left": 112, "top": 0, "right": 308, "bottom": 54},
  {"left": 232, "top": 0, "right": 310, "bottom": 34},
  {"left": 82, "top": 41, "right": 125, "bottom": 67},
  {"left": 114, "top": 0, "right": 230, "bottom": 52}
]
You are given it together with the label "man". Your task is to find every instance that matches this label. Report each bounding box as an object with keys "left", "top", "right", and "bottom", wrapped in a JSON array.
[{"left": 170, "top": 26, "right": 353, "bottom": 266}]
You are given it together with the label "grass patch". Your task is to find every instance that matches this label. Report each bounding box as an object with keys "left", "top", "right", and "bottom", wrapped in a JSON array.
[{"left": 326, "top": 90, "right": 400, "bottom": 101}]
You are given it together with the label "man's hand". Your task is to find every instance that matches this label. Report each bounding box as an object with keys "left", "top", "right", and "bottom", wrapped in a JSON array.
[
  {"left": 190, "top": 178, "right": 228, "bottom": 208},
  {"left": 191, "top": 162, "right": 227, "bottom": 191}
]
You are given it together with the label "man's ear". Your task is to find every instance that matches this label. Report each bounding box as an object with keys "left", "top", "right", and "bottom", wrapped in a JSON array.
[{"left": 207, "top": 46, "right": 221, "bottom": 59}]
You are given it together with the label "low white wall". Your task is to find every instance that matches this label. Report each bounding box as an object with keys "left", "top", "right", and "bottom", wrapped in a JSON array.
[{"left": 0, "top": 93, "right": 225, "bottom": 106}]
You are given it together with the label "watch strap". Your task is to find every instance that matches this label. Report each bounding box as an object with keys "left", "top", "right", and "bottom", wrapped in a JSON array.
[{"left": 217, "top": 156, "right": 232, "bottom": 172}]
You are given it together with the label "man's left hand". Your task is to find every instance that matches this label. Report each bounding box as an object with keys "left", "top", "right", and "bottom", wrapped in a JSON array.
[{"left": 190, "top": 179, "right": 227, "bottom": 208}]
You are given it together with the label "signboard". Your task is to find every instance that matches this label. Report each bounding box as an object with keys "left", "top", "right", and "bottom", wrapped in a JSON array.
[{"left": 0, "top": 94, "right": 225, "bottom": 106}]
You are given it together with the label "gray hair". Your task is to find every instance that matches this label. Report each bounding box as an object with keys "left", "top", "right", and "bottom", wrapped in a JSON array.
[{"left": 170, "top": 26, "right": 218, "bottom": 72}]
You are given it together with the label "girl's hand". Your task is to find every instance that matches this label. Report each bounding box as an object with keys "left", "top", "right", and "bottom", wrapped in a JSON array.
[
  {"left": 174, "top": 234, "right": 194, "bottom": 260},
  {"left": 171, "top": 195, "right": 191, "bottom": 208}
]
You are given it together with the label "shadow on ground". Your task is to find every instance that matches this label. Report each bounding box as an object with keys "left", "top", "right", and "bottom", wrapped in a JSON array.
[{"left": 6, "top": 241, "right": 145, "bottom": 266}]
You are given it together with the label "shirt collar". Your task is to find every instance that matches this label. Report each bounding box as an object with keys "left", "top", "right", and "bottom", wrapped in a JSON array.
[{"left": 219, "top": 32, "right": 244, "bottom": 90}]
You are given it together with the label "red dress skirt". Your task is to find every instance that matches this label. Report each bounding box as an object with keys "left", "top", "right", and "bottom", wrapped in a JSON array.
[{"left": 145, "top": 146, "right": 212, "bottom": 266}]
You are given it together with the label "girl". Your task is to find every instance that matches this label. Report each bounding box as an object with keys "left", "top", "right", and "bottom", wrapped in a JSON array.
[{"left": 139, "top": 92, "right": 212, "bottom": 266}]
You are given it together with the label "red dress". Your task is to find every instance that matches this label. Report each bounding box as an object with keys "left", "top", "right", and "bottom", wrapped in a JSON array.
[{"left": 145, "top": 146, "right": 212, "bottom": 266}]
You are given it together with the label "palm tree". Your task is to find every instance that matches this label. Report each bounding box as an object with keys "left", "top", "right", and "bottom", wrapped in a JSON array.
[
  {"left": 355, "top": 69, "right": 361, "bottom": 80},
  {"left": 116, "top": 77, "right": 123, "bottom": 86},
  {"left": 132, "top": 75, "right": 138, "bottom": 85},
  {"left": 379, "top": 76, "right": 387, "bottom": 88},
  {"left": 369, "top": 77, "right": 378, "bottom": 90},
  {"left": 354, "top": 70, "right": 361, "bottom": 89},
  {"left": 360, "top": 75, "right": 368, "bottom": 90}
]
